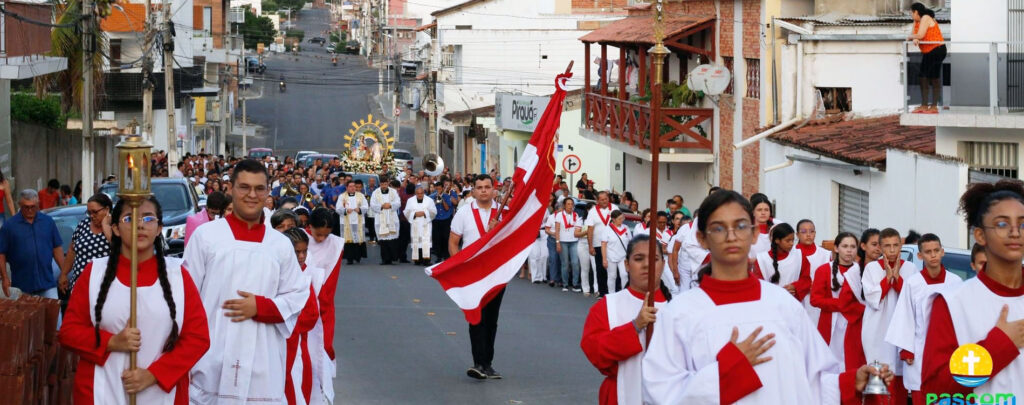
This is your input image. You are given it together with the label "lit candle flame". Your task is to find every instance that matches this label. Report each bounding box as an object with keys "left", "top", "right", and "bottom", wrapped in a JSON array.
[{"left": 128, "top": 155, "right": 135, "bottom": 169}]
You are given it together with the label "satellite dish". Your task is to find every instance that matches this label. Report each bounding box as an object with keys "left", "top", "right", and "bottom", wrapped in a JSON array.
[{"left": 687, "top": 64, "right": 731, "bottom": 96}]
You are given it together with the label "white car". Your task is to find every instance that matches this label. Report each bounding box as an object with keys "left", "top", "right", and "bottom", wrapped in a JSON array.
[
  {"left": 390, "top": 148, "right": 414, "bottom": 171},
  {"left": 295, "top": 150, "right": 318, "bottom": 162}
]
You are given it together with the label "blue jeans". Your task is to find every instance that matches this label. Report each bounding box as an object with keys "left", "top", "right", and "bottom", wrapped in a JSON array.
[
  {"left": 546, "top": 237, "right": 561, "bottom": 283},
  {"left": 559, "top": 241, "right": 580, "bottom": 288}
]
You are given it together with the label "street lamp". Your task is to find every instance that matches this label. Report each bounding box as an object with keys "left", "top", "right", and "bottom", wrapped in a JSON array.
[{"left": 115, "top": 134, "right": 153, "bottom": 405}]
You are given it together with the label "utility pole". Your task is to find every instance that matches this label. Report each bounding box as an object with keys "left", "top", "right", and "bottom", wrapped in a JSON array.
[
  {"left": 141, "top": 0, "right": 155, "bottom": 140},
  {"left": 163, "top": 2, "right": 178, "bottom": 175},
  {"left": 241, "top": 35, "right": 247, "bottom": 156},
  {"left": 81, "top": 0, "right": 95, "bottom": 199}
]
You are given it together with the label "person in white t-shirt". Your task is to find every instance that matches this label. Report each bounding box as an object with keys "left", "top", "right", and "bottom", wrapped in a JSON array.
[
  {"left": 554, "top": 197, "right": 586, "bottom": 293},
  {"left": 600, "top": 210, "right": 633, "bottom": 294},
  {"left": 586, "top": 192, "right": 615, "bottom": 295}
]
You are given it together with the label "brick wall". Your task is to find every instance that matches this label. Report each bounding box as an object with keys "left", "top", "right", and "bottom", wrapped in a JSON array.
[
  {"left": 719, "top": 0, "right": 734, "bottom": 58},
  {"left": 742, "top": 0, "right": 761, "bottom": 59},
  {"left": 740, "top": 102, "right": 760, "bottom": 196},
  {"left": 718, "top": 95, "right": 735, "bottom": 190},
  {"left": 193, "top": 0, "right": 226, "bottom": 48},
  {"left": 5, "top": 3, "right": 52, "bottom": 57}
]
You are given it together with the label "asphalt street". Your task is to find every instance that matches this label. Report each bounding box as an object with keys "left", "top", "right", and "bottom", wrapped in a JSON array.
[
  {"left": 334, "top": 244, "right": 602, "bottom": 404},
  {"left": 244, "top": 8, "right": 414, "bottom": 159}
]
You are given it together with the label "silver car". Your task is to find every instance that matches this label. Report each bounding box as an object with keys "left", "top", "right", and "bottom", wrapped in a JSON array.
[{"left": 391, "top": 149, "right": 414, "bottom": 171}]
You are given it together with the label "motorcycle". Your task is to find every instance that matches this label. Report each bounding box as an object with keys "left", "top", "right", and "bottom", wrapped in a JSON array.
[
  {"left": 279, "top": 81, "right": 286, "bottom": 92},
  {"left": 332, "top": 57, "right": 337, "bottom": 66}
]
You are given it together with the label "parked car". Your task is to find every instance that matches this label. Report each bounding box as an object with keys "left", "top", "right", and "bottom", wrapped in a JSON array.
[
  {"left": 309, "top": 37, "right": 326, "bottom": 45},
  {"left": 45, "top": 204, "right": 88, "bottom": 253},
  {"left": 295, "top": 150, "right": 319, "bottom": 162},
  {"left": 248, "top": 147, "right": 273, "bottom": 159},
  {"left": 299, "top": 153, "right": 340, "bottom": 168},
  {"left": 390, "top": 149, "right": 414, "bottom": 171},
  {"left": 98, "top": 178, "right": 202, "bottom": 257},
  {"left": 900, "top": 244, "right": 976, "bottom": 280}
]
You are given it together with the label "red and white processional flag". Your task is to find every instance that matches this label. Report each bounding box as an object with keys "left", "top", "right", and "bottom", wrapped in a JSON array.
[{"left": 425, "top": 71, "right": 572, "bottom": 325}]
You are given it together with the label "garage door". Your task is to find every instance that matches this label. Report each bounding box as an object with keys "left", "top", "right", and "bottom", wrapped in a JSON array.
[{"left": 838, "top": 184, "right": 869, "bottom": 236}]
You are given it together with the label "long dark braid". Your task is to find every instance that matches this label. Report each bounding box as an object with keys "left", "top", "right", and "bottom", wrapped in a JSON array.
[
  {"left": 767, "top": 223, "right": 794, "bottom": 285},
  {"left": 154, "top": 235, "right": 179, "bottom": 352},
  {"left": 769, "top": 238, "right": 781, "bottom": 284},
  {"left": 94, "top": 233, "right": 122, "bottom": 348}
]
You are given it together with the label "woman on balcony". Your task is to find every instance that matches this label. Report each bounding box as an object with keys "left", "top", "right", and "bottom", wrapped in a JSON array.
[{"left": 908, "top": 2, "right": 946, "bottom": 114}]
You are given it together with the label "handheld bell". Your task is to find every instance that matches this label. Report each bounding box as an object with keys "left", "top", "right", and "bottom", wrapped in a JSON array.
[
  {"left": 862, "top": 361, "right": 890, "bottom": 397},
  {"left": 423, "top": 153, "right": 445, "bottom": 177}
]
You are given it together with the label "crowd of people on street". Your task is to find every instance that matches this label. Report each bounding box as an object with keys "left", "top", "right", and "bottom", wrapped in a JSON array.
[{"left": 0, "top": 149, "right": 1022, "bottom": 404}]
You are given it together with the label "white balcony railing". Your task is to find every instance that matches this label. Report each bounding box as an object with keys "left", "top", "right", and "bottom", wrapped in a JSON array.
[{"left": 901, "top": 40, "right": 1024, "bottom": 116}]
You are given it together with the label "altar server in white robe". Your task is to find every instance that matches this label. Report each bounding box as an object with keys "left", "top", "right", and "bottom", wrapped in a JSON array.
[
  {"left": 795, "top": 219, "right": 835, "bottom": 333},
  {"left": 652, "top": 211, "right": 679, "bottom": 295},
  {"left": 528, "top": 216, "right": 549, "bottom": 283},
  {"left": 371, "top": 180, "right": 402, "bottom": 265},
  {"left": 810, "top": 232, "right": 859, "bottom": 367},
  {"left": 581, "top": 235, "right": 669, "bottom": 405},
  {"left": 633, "top": 209, "right": 651, "bottom": 237},
  {"left": 642, "top": 189, "right": 893, "bottom": 405},
  {"left": 860, "top": 228, "right": 916, "bottom": 400},
  {"left": 59, "top": 197, "right": 210, "bottom": 405},
  {"left": 751, "top": 223, "right": 812, "bottom": 302},
  {"left": 404, "top": 185, "right": 437, "bottom": 265},
  {"left": 600, "top": 210, "right": 633, "bottom": 294},
  {"left": 335, "top": 180, "right": 368, "bottom": 264},
  {"left": 184, "top": 160, "right": 311, "bottom": 405},
  {"left": 921, "top": 180, "right": 1024, "bottom": 401},
  {"left": 305, "top": 208, "right": 343, "bottom": 383},
  {"left": 884, "top": 233, "right": 962, "bottom": 404},
  {"left": 280, "top": 228, "right": 326, "bottom": 405},
  {"left": 748, "top": 193, "right": 775, "bottom": 259}
]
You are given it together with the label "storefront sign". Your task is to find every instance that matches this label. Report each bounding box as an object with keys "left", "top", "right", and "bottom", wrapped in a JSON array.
[{"left": 496, "top": 93, "right": 550, "bottom": 132}]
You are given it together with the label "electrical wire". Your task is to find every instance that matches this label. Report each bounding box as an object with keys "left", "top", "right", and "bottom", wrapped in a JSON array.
[{"left": 0, "top": 4, "right": 85, "bottom": 27}]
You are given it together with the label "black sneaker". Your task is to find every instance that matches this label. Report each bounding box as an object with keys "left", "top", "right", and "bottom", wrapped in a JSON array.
[
  {"left": 466, "top": 365, "right": 486, "bottom": 380},
  {"left": 483, "top": 365, "right": 502, "bottom": 379}
]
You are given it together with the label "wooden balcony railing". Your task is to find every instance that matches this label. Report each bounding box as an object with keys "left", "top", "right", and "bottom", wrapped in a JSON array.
[{"left": 584, "top": 92, "right": 713, "bottom": 153}]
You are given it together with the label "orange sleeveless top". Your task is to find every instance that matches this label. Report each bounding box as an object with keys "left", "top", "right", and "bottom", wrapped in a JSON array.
[{"left": 914, "top": 19, "right": 943, "bottom": 53}]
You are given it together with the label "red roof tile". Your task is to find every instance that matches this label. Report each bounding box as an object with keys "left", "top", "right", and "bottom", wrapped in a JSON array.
[
  {"left": 579, "top": 15, "right": 713, "bottom": 44},
  {"left": 768, "top": 115, "right": 937, "bottom": 169}
]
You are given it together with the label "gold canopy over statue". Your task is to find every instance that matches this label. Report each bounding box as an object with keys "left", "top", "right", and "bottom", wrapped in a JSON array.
[{"left": 343, "top": 114, "right": 397, "bottom": 173}]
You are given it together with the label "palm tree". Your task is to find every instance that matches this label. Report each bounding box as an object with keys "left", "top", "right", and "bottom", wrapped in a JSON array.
[{"left": 34, "top": 0, "right": 107, "bottom": 115}]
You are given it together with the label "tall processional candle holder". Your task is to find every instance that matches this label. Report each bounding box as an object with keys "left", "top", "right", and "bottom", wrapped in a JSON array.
[{"left": 116, "top": 135, "right": 153, "bottom": 405}]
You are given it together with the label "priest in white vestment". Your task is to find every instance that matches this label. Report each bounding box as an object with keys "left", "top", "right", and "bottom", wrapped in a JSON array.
[
  {"left": 370, "top": 180, "right": 402, "bottom": 265},
  {"left": 184, "top": 161, "right": 311, "bottom": 405},
  {"left": 335, "top": 180, "right": 369, "bottom": 264},
  {"left": 403, "top": 185, "right": 437, "bottom": 265}
]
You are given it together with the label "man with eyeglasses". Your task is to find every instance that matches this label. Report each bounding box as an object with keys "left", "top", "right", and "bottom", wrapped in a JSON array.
[
  {"left": 0, "top": 189, "right": 65, "bottom": 298},
  {"left": 184, "top": 159, "right": 310, "bottom": 404}
]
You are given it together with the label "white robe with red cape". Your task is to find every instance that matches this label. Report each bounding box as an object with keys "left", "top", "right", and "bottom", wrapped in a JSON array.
[{"left": 184, "top": 214, "right": 310, "bottom": 404}]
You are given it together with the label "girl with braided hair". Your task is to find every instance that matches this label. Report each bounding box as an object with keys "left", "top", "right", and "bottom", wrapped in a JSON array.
[
  {"left": 810, "top": 232, "right": 858, "bottom": 368},
  {"left": 59, "top": 196, "right": 210, "bottom": 404},
  {"left": 751, "top": 223, "right": 812, "bottom": 301}
]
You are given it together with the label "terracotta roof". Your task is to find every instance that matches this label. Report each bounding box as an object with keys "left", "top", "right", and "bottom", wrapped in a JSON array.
[
  {"left": 100, "top": 2, "right": 148, "bottom": 32},
  {"left": 414, "top": 22, "right": 436, "bottom": 32},
  {"left": 579, "top": 15, "right": 713, "bottom": 44},
  {"left": 431, "top": 0, "right": 488, "bottom": 17},
  {"left": 768, "top": 115, "right": 937, "bottom": 169}
]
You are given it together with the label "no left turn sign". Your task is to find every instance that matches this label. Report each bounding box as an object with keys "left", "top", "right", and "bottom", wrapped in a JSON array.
[{"left": 562, "top": 154, "right": 581, "bottom": 174}]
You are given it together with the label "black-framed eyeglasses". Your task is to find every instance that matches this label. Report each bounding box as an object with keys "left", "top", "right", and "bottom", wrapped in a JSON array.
[{"left": 87, "top": 207, "right": 108, "bottom": 216}]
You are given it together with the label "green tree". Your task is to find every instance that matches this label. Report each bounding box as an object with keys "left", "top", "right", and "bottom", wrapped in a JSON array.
[
  {"left": 33, "top": 0, "right": 107, "bottom": 114},
  {"left": 236, "top": 8, "right": 276, "bottom": 50}
]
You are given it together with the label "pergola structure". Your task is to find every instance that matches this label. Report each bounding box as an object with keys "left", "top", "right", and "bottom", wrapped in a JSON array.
[{"left": 579, "top": 13, "right": 716, "bottom": 157}]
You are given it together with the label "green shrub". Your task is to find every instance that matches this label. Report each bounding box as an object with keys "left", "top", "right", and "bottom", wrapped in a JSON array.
[{"left": 11, "top": 93, "right": 67, "bottom": 129}]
